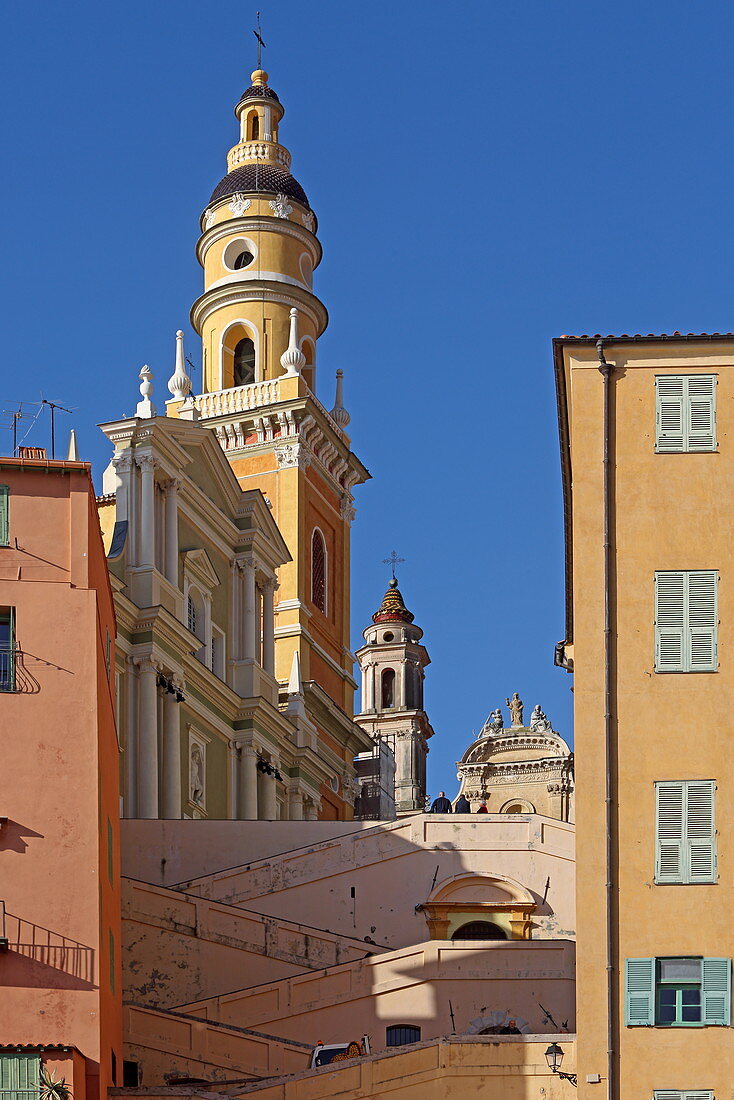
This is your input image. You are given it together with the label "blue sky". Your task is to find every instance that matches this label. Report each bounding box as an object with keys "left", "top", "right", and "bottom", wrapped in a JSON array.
[{"left": 2, "top": 1, "right": 733, "bottom": 793}]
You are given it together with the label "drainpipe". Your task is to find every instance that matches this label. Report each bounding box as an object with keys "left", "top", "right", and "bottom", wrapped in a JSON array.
[{"left": 596, "top": 338, "right": 615, "bottom": 1100}]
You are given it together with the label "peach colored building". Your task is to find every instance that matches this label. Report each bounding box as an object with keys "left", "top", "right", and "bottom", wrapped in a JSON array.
[{"left": 0, "top": 456, "right": 122, "bottom": 1100}]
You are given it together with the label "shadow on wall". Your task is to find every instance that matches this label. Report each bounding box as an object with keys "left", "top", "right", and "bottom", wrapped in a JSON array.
[
  {"left": 0, "top": 912, "right": 95, "bottom": 988},
  {"left": 0, "top": 820, "right": 44, "bottom": 853}
]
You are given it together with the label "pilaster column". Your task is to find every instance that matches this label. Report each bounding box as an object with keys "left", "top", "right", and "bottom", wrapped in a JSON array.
[
  {"left": 262, "top": 578, "right": 276, "bottom": 675},
  {"left": 305, "top": 798, "right": 321, "bottom": 821},
  {"left": 397, "top": 659, "right": 407, "bottom": 708},
  {"left": 203, "top": 593, "right": 212, "bottom": 669},
  {"left": 242, "top": 555, "right": 257, "bottom": 661},
  {"left": 238, "top": 745, "right": 258, "bottom": 820},
  {"left": 124, "top": 655, "right": 137, "bottom": 816},
  {"left": 365, "top": 661, "right": 375, "bottom": 711},
  {"left": 161, "top": 687, "right": 181, "bottom": 818},
  {"left": 112, "top": 453, "right": 134, "bottom": 563},
  {"left": 136, "top": 657, "right": 159, "bottom": 818},
  {"left": 164, "top": 478, "right": 180, "bottom": 586},
  {"left": 287, "top": 787, "right": 304, "bottom": 821},
  {"left": 261, "top": 761, "right": 278, "bottom": 820},
  {"left": 137, "top": 455, "right": 157, "bottom": 570}
]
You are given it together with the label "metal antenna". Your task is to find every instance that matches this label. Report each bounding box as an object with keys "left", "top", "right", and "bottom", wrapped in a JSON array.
[
  {"left": 41, "top": 398, "right": 73, "bottom": 459},
  {"left": 1, "top": 405, "right": 30, "bottom": 456},
  {"left": 185, "top": 355, "right": 197, "bottom": 382},
  {"left": 382, "top": 550, "right": 405, "bottom": 582},
  {"left": 253, "top": 11, "right": 266, "bottom": 68}
]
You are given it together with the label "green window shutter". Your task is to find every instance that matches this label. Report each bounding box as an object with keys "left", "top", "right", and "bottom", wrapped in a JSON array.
[
  {"left": 656, "top": 782, "right": 685, "bottom": 883},
  {"left": 684, "top": 1093, "right": 715, "bottom": 1100},
  {"left": 686, "top": 781, "right": 716, "bottom": 883},
  {"left": 686, "top": 571, "right": 718, "bottom": 672},
  {"left": 655, "top": 572, "right": 686, "bottom": 672},
  {"left": 0, "top": 486, "right": 8, "bottom": 547},
  {"left": 656, "top": 377, "right": 686, "bottom": 451},
  {"left": 687, "top": 375, "right": 717, "bottom": 451},
  {"left": 0, "top": 1054, "right": 41, "bottom": 1096},
  {"left": 653, "top": 1093, "right": 683, "bottom": 1100},
  {"left": 625, "top": 957, "right": 655, "bottom": 1025},
  {"left": 702, "top": 957, "right": 730, "bottom": 1025}
]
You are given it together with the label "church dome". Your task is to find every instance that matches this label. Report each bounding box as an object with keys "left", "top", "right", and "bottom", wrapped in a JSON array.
[
  {"left": 209, "top": 164, "right": 311, "bottom": 210},
  {"left": 372, "top": 578, "right": 415, "bottom": 625},
  {"left": 237, "top": 82, "right": 280, "bottom": 105}
]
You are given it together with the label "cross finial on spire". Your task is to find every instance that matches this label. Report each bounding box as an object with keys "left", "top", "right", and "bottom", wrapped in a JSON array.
[
  {"left": 382, "top": 550, "right": 405, "bottom": 582},
  {"left": 253, "top": 12, "right": 266, "bottom": 69}
]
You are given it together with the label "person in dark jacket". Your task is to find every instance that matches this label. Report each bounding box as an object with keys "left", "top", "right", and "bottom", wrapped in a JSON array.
[
  {"left": 454, "top": 794, "right": 471, "bottom": 813},
  {"left": 429, "top": 791, "right": 452, "bottom": 813}
]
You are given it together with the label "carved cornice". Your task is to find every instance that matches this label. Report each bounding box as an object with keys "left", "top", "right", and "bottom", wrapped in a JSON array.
[
  {"left": 190, "top": 282, "right": 327, "bottom": 337},
  {"left": 197, "top": 215, "right": 321, "bottom": 268}
]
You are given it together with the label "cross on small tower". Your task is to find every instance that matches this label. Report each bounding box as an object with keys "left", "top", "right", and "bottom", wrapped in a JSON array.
[
  {"left": 253, "top": 12, "right": 266, "bottom": 68},
  {"left": 382, "top": 550, "right": 405, "bottom": 582}
]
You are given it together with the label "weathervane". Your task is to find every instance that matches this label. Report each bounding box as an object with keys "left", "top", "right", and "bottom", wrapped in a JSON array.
[
  {"left": 253, "top": 12, "right": 266, "bottom": 68},
  {"left": 382, "top": 550, "right": 405, "bottom": 581}
]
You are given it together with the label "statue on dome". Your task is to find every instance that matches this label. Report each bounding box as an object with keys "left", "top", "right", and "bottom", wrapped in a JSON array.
[
  {"left": 530, "top": 704, "right": 552, "bottom": 732},
  {"left": 488, "top": 708, "right": 503, "bottom": 734},
  {"left": 506, "top": 692, "right": 524, "bottom": 728}
]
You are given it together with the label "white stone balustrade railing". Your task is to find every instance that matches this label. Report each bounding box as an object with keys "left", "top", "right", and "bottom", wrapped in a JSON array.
[
  {"left": 227, "top": 142, "right": 292, "bottom": 172},
  {"left": 194, "top": 380, "right": 280, "bottom": 420}
]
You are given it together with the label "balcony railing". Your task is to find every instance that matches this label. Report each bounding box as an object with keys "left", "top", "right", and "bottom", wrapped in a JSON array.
[
  {"left": 193, "top": 379, "right": 280, "bottom": 420},
  {"left": 0, "top": 643, "right": 16, "bottom": 693}
]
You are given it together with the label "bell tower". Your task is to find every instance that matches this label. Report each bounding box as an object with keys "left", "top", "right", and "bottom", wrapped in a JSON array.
[
  {"left": 354, "top": 578, "right": 435, "bottom": 814},
  {"left": 168, "top": 66, "right": 371, "bottom": 819}
]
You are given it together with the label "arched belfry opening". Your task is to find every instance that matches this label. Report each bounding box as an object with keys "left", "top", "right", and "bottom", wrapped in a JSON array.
[
  {"left": 234, "top": 338, "right": 256, "bottom": 386},
  {"left": 221, "top": 324, "right": 258, "bottom": 388},
  {"left": 247, "top": 111, "right": 260, "bottom": 141}
]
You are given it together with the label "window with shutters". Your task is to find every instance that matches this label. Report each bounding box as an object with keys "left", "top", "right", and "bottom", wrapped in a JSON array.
[
  {"left": 0, "top": 1054, "right": 41, "bottom": 1100},
  {"left": 656, "top": 781, "right": 716, "bottom": 884},
  {"left": 655, "top": 571, "right": 718, "bottom": 672},
  {"left": 0, "top": 607, "right": 15, "bottom": 693},
  {"left": 625, "top": 956, "right": 731, "bottom": 1027},
  {"left": 0, "top": 486, "right": 9, "bottom": 547},
  {"left": 654, "top": 1092, "right": 714, "bottom": 1100},
  {"left": 656, "top": 375, "right": 717, "bottom": 452},
  {"left": 386, "top": 1025, "right": 421, "bottom": 1047}
]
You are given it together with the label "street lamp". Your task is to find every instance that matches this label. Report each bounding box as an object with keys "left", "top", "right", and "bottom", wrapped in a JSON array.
[{"left": 544, "top": 1043, "right": 577, "bottom": 1087}]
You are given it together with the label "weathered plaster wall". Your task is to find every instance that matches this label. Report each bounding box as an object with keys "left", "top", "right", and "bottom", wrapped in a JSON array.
[
  {"left": 180, "top": 939, "right": 575, "bottom": 1050},
  {"left": 123, "top": 879, "right": 379, "bottom": 1008},
  {"left": 177, "top": 815, "right": 576, "bottom": 949},
  {"left": 111, "top": 1036, "right": 577, "bottom": 1099},
  {"left": 121, "top": 820, "right": 370, "bottom": 886}
]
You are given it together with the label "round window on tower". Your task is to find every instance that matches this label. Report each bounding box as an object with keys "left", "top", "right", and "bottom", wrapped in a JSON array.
[
  {"left": 223, "top": 237, "right": 258, "bottom": 272},
  {"left": 383, "top": 632, "right": 394, "bottom": 642}
]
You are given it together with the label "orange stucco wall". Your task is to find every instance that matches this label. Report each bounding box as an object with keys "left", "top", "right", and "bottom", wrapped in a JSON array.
[{"left": 0, "top": 461, "right": 122, "bottom": 1100}]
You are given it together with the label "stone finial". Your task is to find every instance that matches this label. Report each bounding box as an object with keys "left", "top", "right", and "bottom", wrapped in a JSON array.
[
  {"left": 66, "top": 429, "right": 79, "bottom": 461},
  {"left": 280, "top": 308, "right": 306, "bottom": 377},
  {"left": 168, "top": 330, "right": 199, "bottom": 421},
  {"left": 330, "top": 369, "right": 351, "bottom": 429},
  {"left": 287, "top": 650, "right": 303, "bottom": 695},
  {"left": 136, "top": 365, "right": 156, "bottom": 418},
  {"left": 168, "top": 330, "right": 190, "bottom": 400}
]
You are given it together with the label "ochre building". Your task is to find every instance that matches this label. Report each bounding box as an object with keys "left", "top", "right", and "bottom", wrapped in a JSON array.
[{"left": 555, "top": 333, "right": 733, "bottom": 1098}]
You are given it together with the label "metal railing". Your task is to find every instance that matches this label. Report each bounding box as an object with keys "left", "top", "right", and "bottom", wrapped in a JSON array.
[{"left": 0, "top": 643, "right": 16, "bottom": 692}]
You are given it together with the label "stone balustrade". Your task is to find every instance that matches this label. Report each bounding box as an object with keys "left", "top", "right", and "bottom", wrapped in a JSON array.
[
  {"left": 227, "top": 141, "right": 292, "bottom": 171},
  {"left": 194, "top": 379, "right": 280, "bottom": 419}
]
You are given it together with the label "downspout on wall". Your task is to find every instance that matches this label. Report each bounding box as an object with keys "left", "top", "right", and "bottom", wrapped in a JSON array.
[{"left": 596, "top": 338, "right": 616, "bottom": 1100}]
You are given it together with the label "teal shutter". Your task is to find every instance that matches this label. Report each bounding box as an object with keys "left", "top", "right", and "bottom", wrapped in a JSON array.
[
  {"left": 655, "top": 572, "right": 686, "bottom": 672},
  {"left": 625, "top": 957, "right": 655, "bottom": 1025},
  {"left": 702, "top": 957, "right": 730, "bottom": 1025},
  {"left": 686, "top": 571, "right": 718, "bottom": 672},
  {"left": 686, "top": 781, "right": 716, "bottom": 883},
  {"left": 0, "top": 486, "right": 8, "bottom": 547},
  {"left": 656, "top": 782, "right": 685, "bottom": 883},
  {"left": 0, "top": 1054, "right": 41, "bottom": 1098},
  {"left": 653, "top": 1093, "right": 683, "bottom": 1100},
  {"left": 687, "top": 375, "right": 717, "bottom": 451},
  {"left": 656, "top": 377, "right": 686, "bottom": 451}
]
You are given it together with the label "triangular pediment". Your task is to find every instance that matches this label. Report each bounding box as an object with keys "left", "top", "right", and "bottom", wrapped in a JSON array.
[{"left": 182, "top": 548, "right": 220, "bottom": 590}]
